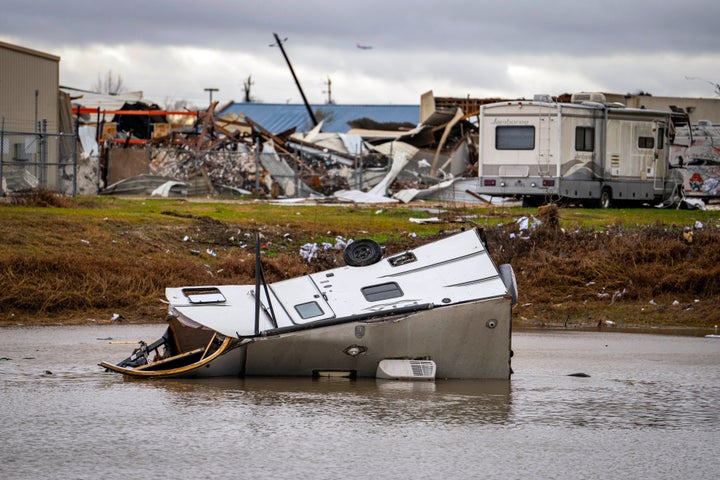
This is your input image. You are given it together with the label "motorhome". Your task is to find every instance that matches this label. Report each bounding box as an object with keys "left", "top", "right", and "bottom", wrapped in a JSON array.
[{"left": 476, "top": 93, "right": 686, "bottom": 207}]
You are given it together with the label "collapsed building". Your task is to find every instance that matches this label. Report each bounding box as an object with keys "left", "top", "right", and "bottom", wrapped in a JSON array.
[{"left": 70, "top": 89, "right": 498, "bottom": 203}]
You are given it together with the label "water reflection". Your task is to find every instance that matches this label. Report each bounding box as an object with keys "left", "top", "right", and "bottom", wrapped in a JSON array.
[
  {"left": 2, "top": 325, "right": 720, "bottom": 480},
  {"left": 137, "top": 376, "right": 513, "bottom": 426}
]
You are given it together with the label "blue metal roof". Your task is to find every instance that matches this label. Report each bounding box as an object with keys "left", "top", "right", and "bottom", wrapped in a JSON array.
[{"left": 217, "top": 102, "right": 420, "bottom": 134}]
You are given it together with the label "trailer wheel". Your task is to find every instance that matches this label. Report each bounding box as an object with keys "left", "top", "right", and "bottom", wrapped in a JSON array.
[
  {"left": 599, "top": 187, "right": 612, "bottom": 209},
  {"left": 522, "top": 196, "right": 543, "bottom": 208},
  {"left": 344, "top": 239, "right": 382, "bottom": 267}
]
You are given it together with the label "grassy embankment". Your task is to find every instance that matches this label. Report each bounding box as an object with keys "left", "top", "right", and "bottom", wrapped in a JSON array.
[{"left": 1, "top": 192, "right": 719, "bottom": 332}]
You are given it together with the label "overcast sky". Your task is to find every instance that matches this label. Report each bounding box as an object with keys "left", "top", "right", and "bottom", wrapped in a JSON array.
[{"left": 2, "top": 0, "right": 719, "bottom": 108}]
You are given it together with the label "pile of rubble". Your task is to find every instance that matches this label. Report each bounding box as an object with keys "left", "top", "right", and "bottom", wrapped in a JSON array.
[{"left": 95, "top": 92, "right": 492, "bottom": 203}]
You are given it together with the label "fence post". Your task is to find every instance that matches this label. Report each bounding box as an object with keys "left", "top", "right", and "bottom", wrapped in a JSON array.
[
  {"left": 40, "top": 119, "right": 47, "bottom": 188},
  {"left": 0, "top": 117, "right": 4, "bottom": 196},
  {"left": 72, "top": 107, "right": 80, "bottom": 197},
  {"left": 255, "top": 138, "right": 260, "bottom": 198}
]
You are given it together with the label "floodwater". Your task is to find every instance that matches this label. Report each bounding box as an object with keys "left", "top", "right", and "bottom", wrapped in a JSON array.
[{"left": 1, "top": 325, "right": 719, "bottom": 480}]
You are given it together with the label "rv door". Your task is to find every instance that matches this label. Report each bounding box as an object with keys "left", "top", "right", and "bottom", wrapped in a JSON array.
[{"left": 654, "top": 120, "right": 668, "bottom": 190}]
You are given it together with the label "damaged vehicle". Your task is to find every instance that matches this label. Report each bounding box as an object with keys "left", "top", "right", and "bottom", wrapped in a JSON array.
[{"left": 100, "top": 227, "right": 516, "bottom": 380}]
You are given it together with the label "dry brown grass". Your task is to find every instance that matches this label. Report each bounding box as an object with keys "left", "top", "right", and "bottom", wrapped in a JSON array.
[
  {"left": 486, "top": 217, "right": 720, "bottom": 329},
  {"left": 5, "top": 188, "right": 73, "bottom": 208},
  {"left": 1, "top": 197, "right": 718, "bottom": 331}
]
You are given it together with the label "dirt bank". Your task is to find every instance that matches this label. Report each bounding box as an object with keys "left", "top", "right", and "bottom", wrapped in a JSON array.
[{"left": 1, "top": 195, "right": 719, "bottom": 332}]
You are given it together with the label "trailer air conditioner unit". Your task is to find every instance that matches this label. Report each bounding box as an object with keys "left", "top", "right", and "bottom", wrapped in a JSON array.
[
  {"left": 376, "top": 359, "right": 436, "bottom": 380},
  {"left": 571, "top": 92, "right": 606, "bottom": 104}
]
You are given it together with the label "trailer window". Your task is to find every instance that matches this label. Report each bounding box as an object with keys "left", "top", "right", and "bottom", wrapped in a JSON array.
[
  {"left": 638, "top": 136, "right": 654, "bottom": 149},
  {"left": 496, "top": 126, "right": 535, "bottom": 150},
  {"left": 295, "top": 301, "right": 324, "bottom": 319},
  {"left": 361, "top": 282, "right": 403, "bottom": 302},
  {"left": 575, "top": 127, "right": 595, "bottom": 152}
]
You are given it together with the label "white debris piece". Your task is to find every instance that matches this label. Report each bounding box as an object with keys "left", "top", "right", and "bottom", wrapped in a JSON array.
[
  {"left": 333, "top": 236, "right": 349, "bottom": 249},
  {"left": 516, "top": 215, "right": 541, "bottom": 232},
  {"left": 299, "top": 243, "right": 319, "bottom": 262},
  {"left": 409, "top": 217, "right": 441, "bottom": 224},
  {"left": 417, "top": 159, "right": 431, "bottom": 168}
]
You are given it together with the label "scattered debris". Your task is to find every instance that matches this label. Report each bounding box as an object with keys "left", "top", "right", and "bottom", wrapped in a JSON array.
[{"left": 68, "top": 91, "right": 482, "bottom": 202}]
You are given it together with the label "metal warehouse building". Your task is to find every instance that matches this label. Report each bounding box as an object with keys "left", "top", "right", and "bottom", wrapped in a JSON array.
[{"left": 0, "top": 41, "right": 68, "bottom": 193}]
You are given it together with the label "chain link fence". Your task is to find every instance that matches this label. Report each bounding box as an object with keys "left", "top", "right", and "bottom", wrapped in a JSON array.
[{"left": 0, "top": 118, "right": 78, "bottom": 196}]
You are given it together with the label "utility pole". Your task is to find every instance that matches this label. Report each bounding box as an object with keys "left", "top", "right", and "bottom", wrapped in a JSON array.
[
  {"left": 270, "top": 32, "right": 318, "bottom": 127},
  {"left": 204, "top": 87, "right": 219, "bottom": 105},
  {"left": 323, "top": 77, "right": 334, "bottom": 104}
]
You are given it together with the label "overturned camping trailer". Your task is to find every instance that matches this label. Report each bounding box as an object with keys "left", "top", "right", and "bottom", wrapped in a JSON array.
[
  {"left": 475, "top": 93, "right": 688, "bottom": 207},
  {"left": 101, "top": 228, "right": 516, "bottom": 380}
]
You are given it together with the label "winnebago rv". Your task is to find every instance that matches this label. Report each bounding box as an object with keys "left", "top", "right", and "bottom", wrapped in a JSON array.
[
  {"left": 670, "top": 121, "right": 720, "bottom": 198},
  {"left": 476, "top": 93, "right": 686, "bottom": 207}
]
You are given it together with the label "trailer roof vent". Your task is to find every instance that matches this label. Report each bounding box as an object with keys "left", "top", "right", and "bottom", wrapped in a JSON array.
[{"left": 571, "top": 92, "right": 606, "bottom": 104}]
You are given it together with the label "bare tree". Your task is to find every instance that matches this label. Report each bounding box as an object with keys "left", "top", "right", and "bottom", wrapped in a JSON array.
[
  {"left": 685, "top": 76, "right": 720, "bottom": 97},
  {"left": 243, "top": 75, "right": 254, "bottom": 103},
  {"left": 92, "top": 70, "right": 126, "bottom": 95}
]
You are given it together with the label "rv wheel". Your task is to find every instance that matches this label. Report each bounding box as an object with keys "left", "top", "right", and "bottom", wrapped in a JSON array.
[
  {"left": 344, "top": 239, "right": 382, "bottom": 267},
  {"left": 599, "top": 187, "right": 612, "bottom": 209}
]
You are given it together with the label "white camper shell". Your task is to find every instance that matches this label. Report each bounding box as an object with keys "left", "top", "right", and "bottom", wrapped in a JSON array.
[{"left": 477, "top": 93, "right": 686, "bottom": 207}]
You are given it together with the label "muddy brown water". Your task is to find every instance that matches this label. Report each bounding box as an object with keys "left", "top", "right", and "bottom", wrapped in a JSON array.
[{"left": 1, "top": 325, "right": 719, "bottom": 479}]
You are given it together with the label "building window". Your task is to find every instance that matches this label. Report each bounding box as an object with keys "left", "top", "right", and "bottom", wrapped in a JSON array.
[
  {"left": 361, "top": 282, "right": 404, "bottom": 302},
  {"left": 295, "top": 301, "right": 324, "bottom": 319},
  {"left": 496, "top": 126, "right": 535, "bottom": 150},
  {"left": 638, "top": 136, "right": 655, "bottom": 149},
  {"left": 575, "top": 126, "right": 595, "bottom": 152}
]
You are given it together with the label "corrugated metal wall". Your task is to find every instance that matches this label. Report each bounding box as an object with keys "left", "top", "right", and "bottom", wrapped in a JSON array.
[
  {"left": 1, "top": 41, "right": 64, "bottom": 192},
  {"left": 0, "top": 41, "right": 60, "bottom": 132}
]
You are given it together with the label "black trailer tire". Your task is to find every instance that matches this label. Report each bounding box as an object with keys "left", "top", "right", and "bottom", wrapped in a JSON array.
[
  {"left": 599, "top": 187, "right": 612, "bottom": 209},
  {"left": 344, "top": 239, "right": 383, "bottom": 267},
  {"left": 522, "top": 196, "right": 543, "bottom": 208}
]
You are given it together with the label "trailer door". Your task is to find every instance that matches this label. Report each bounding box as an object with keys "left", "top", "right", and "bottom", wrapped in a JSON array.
[{"left": 653, "top": 120, "right": 668, "bottom": 190}]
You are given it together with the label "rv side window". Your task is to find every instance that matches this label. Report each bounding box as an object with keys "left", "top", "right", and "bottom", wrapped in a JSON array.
[
  {"left": 575, "top": 127, "right": 595, "bottom": 152},
  {"left": 361, "top": 282, "right": 404, "bottom": 302},
  {"left": 496, "top": 126, "right": 535, "bottom": 150},
  {"left": 657, "top": 128, "right": 665, "bottom": 149},
  {"left": 638, "top": 136, "right": 654, "bottom": 149},
  {"left": 295, "top": 301, "right": 324, "bottom": 319}
]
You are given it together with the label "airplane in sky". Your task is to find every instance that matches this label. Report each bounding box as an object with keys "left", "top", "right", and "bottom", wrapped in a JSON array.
[{"left": 356, "top": 43, "right": 373, "bottom": 50}]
